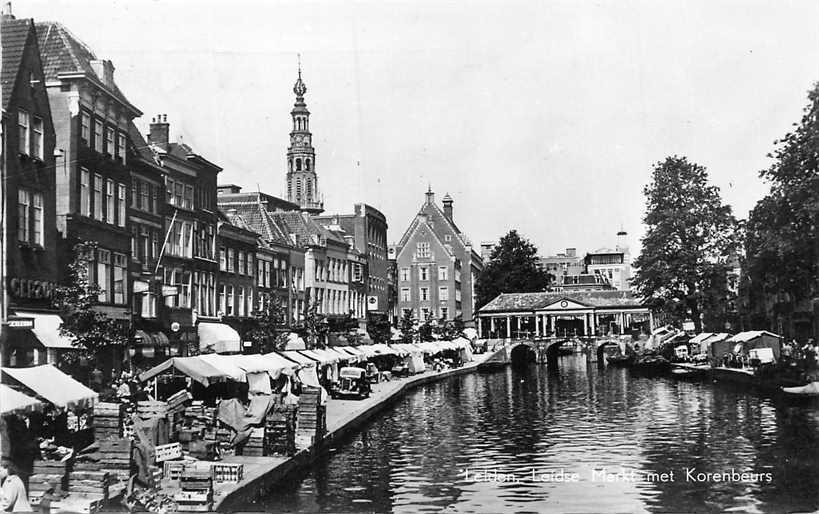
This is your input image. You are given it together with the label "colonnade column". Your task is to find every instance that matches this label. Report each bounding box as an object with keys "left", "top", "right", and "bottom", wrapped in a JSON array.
[
  {"left": 582, "top": 314, "right": 588, "bottom": 336},
  {"left": 478, "top": 317, "right": 483, "bottom": 338},
  {"left": 506, "top": 316, "right": 511, "bottom": 339}
]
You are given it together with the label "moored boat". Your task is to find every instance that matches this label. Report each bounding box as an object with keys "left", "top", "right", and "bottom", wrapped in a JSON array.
[
  {"left": 632, "top": 354, "right": 671, "bottom": 374},
  {"left": 781, "top": 381, "right": 819, "bottom": 396},
  {"left": 606, "top": 354, "right": 635, "bottom": 367}
]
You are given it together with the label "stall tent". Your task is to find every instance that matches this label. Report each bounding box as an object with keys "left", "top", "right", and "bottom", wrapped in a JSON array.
[
  {"left": 728, "top": 331, "right": 782, "bottom": 360},
  {"left": 2, "top": 365, "right": 97, "bottom": 410},
  {"left": 0, "top": 384, "right": 44, "bottom": 415}
]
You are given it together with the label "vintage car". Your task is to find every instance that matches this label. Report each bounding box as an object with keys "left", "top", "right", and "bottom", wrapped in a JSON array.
[{"left": 330, "top": 367, "right": 371, "bottom": 400}]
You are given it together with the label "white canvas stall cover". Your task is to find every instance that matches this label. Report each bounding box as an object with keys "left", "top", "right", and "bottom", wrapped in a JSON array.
[
  {"left": 278, "top": 351, "right": 317, "bottom": 367},
  {"left": 300, "top": 349, "right": 339, "bottom": 365},
  {"left": 460, "top": 344, "right": 474, "bottom": 362},
  {"left": 406, "top": 353, "right": 426, "bottom": 373},
  {"left": 355, "top": 345, "right": 379, "bottom": 359},
  {"left": 462, "top": 328, "right": 478, "bottom": 341},
  {"left": 197, "top": 354, "right": 247, "bottom": 382},
  {"left": 387, "top": 344, "right": 410, "bottom": 356},
  {"left": 297, "top": 366, "right": 322, "bottom": 388},
  {"left": 0, "top": 384, "right": 43, "bottom": 415},
  {"left": 371, "top": 344, "right": 397, "bottom": 356},
  {"left": 2, "top": 365, "right": 97, "bottom": 410}
]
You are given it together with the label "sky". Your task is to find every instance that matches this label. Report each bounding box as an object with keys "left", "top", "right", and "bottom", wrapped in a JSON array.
[{"left": 15, "top": 0, "right": 819, "bottom": 256}]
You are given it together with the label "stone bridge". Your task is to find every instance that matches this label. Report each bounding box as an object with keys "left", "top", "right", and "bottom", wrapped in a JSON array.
[{"left": 483, "top": 337, "right": 621, "bottom": 365}]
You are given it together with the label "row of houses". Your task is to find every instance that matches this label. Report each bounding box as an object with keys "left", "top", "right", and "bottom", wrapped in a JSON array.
[{"left": 0, "top": 13, "right": 391, "bottom": 374}]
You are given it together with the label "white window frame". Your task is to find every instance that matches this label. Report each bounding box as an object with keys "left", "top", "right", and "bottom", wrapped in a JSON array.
[
  {"left": 32, "top": 116, "right": 44, "bottom": 159},
  {"left": 17, "top": 189, "right": 30, "bottom": 243},
  {"left": 17, "top": 110, "right": 29, "bottom": 155}
]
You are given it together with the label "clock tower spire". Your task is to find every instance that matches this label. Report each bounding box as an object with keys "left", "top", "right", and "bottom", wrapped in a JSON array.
[{"left": 286, "top": 56, "right": 323, "bottom": 214}]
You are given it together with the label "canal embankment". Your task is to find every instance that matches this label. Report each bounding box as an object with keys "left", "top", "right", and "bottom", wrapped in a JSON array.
[{"left": 211, "top": 348, "right": 502, "bottom": 511}]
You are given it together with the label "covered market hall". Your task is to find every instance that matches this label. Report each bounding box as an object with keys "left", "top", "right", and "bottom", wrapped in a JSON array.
[{"left": 476, "top": 290, "right": 654, "bottom": 339}]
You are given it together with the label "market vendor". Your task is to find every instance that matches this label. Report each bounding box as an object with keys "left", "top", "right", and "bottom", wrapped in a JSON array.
[{"left": 0, "top": 459, "right": 31, "bottom": 512}]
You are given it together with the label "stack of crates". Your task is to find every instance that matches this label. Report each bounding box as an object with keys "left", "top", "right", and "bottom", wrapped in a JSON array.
[
  {"left": 137, "top": 400, "right": 168, "bottom": 422},
  {"left": 97, "top": 438, "right": 133, "bottom": 483},
  {"left": 265, "top": 404, "right": 297, "bottom": 456},
  {"left": 175, "top": 469, "right": 213, "bottom": 512},
  {"left": 28, "top": 460, "right": 67, "bottom": 507},
  {"left": 211, "top": 462, "right": 243, "bottom": 484},
  {"left": 67, "top": 470, "right": 109, "bottom": 500},
  {"left": 296, "top": 387, "right": 324, "bottom": 450},
  {"left": 241, "top": 427, "right": 265, "bottom": 456},
  {"left": 92, "top": 402, "right": 123, "bottom": 439}
]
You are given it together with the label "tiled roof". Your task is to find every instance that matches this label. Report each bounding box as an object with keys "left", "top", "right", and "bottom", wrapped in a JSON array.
[
  {"left": 215, "top": 195, "right": 294, "bottom": 247},
  {"left": 35, "top": 21, "right": 136, "bottom": 111},
  {"left": 127, "top": 121, "right": 161, "bottom": 165},
  {"left": 396, "top": 194, "right": 468, "bottom": 250},
  {"left": 1, "top": 17, "right": 34, "bottom": 108},
  {"left": 478, "top": 290, "right": 645, "bottom": 313}
]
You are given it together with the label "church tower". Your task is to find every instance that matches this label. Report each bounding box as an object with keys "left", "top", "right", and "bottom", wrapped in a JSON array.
[{"left": 286, "top": 60, "right": 323, "bottom": 214}]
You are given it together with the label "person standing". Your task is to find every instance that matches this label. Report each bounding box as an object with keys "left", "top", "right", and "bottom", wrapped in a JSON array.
[{"left": 0, "top": 460, "right": 32, "bottom": 512}]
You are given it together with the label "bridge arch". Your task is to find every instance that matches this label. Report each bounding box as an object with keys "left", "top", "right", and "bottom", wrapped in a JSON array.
[{"left": 510, "top": 343, "right": 537, "bottom": 366}]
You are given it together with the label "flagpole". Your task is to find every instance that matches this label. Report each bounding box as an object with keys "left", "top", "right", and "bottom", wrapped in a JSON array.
[{"left": 155, "top": 208, "right": 178, "bottom": 277}]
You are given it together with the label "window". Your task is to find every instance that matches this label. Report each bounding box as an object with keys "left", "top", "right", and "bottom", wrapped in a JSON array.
[
  {"left": 416, "top": 241, "right": 430, "bottom": 258},
  {"left": 93, "top": 174, "right": 103, "bottom": 220},
  {"left": 97, "top": 249, "right": 111, "bottom": 303},
  {"left": 140, "top": 182, "right": 150, "bottom": 211},
  {"left": 420, "top": 287, "right": 429, "bottom": 301},
  {"left": 444, "top": 234, "right": 452, "bottom": 242},
  {"left": 140, "top": 227, "right": 150, "bottom": 262},
  {"left": 32, "top": 193, "right": 43, "bottom": 246},
  {"left": 93, "top": 118, "right": 103, "bottom": 152},
  {"left": 227, "top": 249, "right": 235, "bottom": 272},
  {"left": 81, "top": 112, "right": 90, "bottom": 144},
  {"left": 400, "top": 267, "right": 409, "bottom": 282},
  {"left": 184, "top": 185, "right": 194, "bottom": 209},
  {"left": 17, "top": 190, "right": 30, "bottom": 242},
  {"left": 117, "top": 132, "right": 126, "bottom": 162},
  {"left": 117, "top": 183, "right": 126, "bottom": 227},
  {"left": 152, "top": 231, "right": 159, "bottom": 261},
  {"left": 219, "top": 248, "right": 227, "bottom": 271},
  {"left": 139, "top": 293, "right": 157, "bottom": 318},
  {"left": 17, "top": 110, "right": 29, "bottom": 154},
  {"left": 401, "top": 287, "right": 410, "bottom": 302},
  {"left": 105, "top": 180, "right": 115, "bottom": 223},
  {"left": 113, "top": 253, "right": 126, "bottom": 304},
  {"left": 32, "top": 117, "right": 43, "bottom": 159},
  {"left": 438, "top": 266, "right": 448, "bottom": 281},
  {"left": 80, "top": 168, "right": 91, "bottom": 216},
  {"left": 441, "top": 307, "right": 448, "bottom": 319},
  {"left": 226, "top": 286, "right": 234, "bottom": 316},
  {"left": 247, "top": 254, "right": 253, "bottom": 277},
  {"left": 105, "top": 127, "right": 115, "bottom": 156},
  {"left": 179, "top": 271, "right": 191, "bottom": 308},
  {"left": 439, "top": 286, "right": 449, "bottom": 301},
  {"left": 419, "top": 266, "right": 428, "bottom": 281},
  {"left": 219, "top": 285, "right": 226, "bottom": 315},
  {"left": 238, "top": 287, "right": 246, "bottom": 316},
  {"left": 238, "top": 251, "right": 246, "bottom": 275}
]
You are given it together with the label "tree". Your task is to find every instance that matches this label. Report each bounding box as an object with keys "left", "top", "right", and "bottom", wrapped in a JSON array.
[
  {"left": 397, "top": 309, "right": 417, "bottom": 344},
  {"left": 417, "top": 310, "right": 435, "bottom": 342},
  {"left": 303, "top": 299, "right": 328, "bottom": 349},
  {"left": 247, "top": 294, "right": 288, "bottom": 352},
  {"left": 52, "top": 241, "right": 129, "bottom": 364},
  {"left": 742, "top": 83, "right": 819, "bottom": 336},
  {"left": 475, "top": 230, "right": 552, "bottom": 309},
  {"left": 632, "top": 156, "right": 740, "bottom": 333},
  {"left": 366, "top": 315, "right": 392, "bottom": 345}
]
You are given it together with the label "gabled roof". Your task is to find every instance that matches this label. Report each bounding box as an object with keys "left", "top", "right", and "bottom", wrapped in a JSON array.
[
  {"left": 127, "top": 121, "right": 163, "bottom": 168},
  {"left": 215, "top": 194, "right": 295, "bottom": 248},
  {"left": 396, "top": 193, "right": 468, "bottom": 250},
  {"left": 1, "top": 17, "right": 35, "bottom": 108},
  {"left": 479, "top": 290, "right": 645, "bottom": 313},
  {"left": 35, "top": 21, "right": 139, "bottom": 115},
  {"left": 395, "top": 214, "right": 454, "bottom": 260}
]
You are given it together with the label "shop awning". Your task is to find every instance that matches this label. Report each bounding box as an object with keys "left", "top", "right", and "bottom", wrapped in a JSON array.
[
  {"left": 325, "top": 347, "right": 354, "bottom": 361},
  {"left": 197, "top": 322, "right": 241, "bottom": 354},
  {"left": 14, "top": 311, "right": 74, "bottom": 349},
  {"left": 259, "top": 353, "right": 299, "bottom": 374},
  {"left": 370, "top": 343, "right": 397, "bottom": 356},
  {"left": 139, "top": 356, "right": 227, "bottom": 386},
  {"left": 300, "top": 349, "right": 338, "bottom": 365},
  {"left": 283, "top": 333, "right": 306, "bottom": 350},
  {"left": 689, "top": 333, "right": 714, "bottom": 344},
  {"left": 197, "top": 353, "right": 247, "bottom": 382},
  {"left": 228, "top": 353, "right": 296, "bottom": 377},
  {"left": 279, "top": 351, "right": 318, "bottom": 367},
  {"left": 355, "top": 345, "right": 378, "bottom": 358},
  {"left": 2, "top": 365, "right": 97, "bottom": 410},
  {"left": 0, "top": 384, "right": 44, "bottom": 415}
]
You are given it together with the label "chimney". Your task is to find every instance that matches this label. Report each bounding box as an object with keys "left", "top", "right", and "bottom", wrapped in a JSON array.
[
  {"left": 425, "top": 185, "right": 434, "bottom": 205},
  {"left": 442, "top": 193, "right": 454, "bottom": 222},
  {"left": 566, "top": 248, "right": 576, "bottom": 258},
  {"left": 89, "top": 59, "right": 115, "bottom": 88},
  {"left": 149, "top": 114, "right": 169, "bottom": 151}
]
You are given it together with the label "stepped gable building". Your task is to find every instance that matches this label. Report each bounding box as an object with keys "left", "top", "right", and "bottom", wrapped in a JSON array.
[
  {"left": 216, "top": 185, "right": 306, "bottom": 325},
  {"left": 394, "top": 188, "right": 483, "bottom": 326},
  {"left": 37, "top": 21, "right": 141, "bottom": 327},
  {"left": 285, "top": 65, "right": 322, "bottom": 214},
  {"left": 314, "top": 203, "right": 389, "bottom": 319},
  {"left": 1, "top": 14, "right": 61, "bottom": 367}
]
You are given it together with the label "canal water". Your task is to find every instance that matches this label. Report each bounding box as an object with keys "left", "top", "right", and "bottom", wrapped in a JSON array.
[{"left": 245, "top": 355, "right": 819, "bottom": 513}]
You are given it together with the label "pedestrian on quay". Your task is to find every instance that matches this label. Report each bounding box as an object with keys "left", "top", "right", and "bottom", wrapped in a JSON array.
[
  {"left": 89, "top": 366, "right": 104, "bottom": 392},
  {"left": 0, "top": 459, "right": 32, "bottom": 512}
]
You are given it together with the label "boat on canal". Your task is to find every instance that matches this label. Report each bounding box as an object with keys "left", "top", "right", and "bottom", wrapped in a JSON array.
[
  {"left": 670, "top": 363, "right": 709, "bottom": 379},
  {"left": 781, "top": 381, "right": 819, "bottom": 397},
  {"left": 631, "top": 353, "right": 671, "bottom": 375},
  {"left": 606, "top": 354, "right": 635, "bottom": 367}
]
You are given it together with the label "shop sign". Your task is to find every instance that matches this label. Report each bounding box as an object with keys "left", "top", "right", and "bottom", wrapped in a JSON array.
[
  {"left": 133, "top": 281, "right": 150, "bottom": 294},
  {"left": 5, "top": 316, "right": 34, "bottom": 329},
  {"left": 367, "top": 296, "right": 379, "bottom": 311},
  {"left": 162, "top": 285, "right": 178, "bottom": 297},
  {"left": 8, "top": 278, "right": 56, "bottom": 301}
]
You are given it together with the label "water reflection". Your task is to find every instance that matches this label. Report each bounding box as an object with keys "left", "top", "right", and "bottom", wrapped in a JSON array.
[{"left": 248, "top": 356, "right": 819, "bottom": 513}]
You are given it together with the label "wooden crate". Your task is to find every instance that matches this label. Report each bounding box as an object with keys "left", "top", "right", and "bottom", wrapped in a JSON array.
[
  {"left": 154, "top": 442, "right": 183, "bottom": 463},
  {"left": 163, "top": 460, "right": 187, "bottom": 481},
  {"left": 211, "top": 463, "right": 243, "bottom": 483}
]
